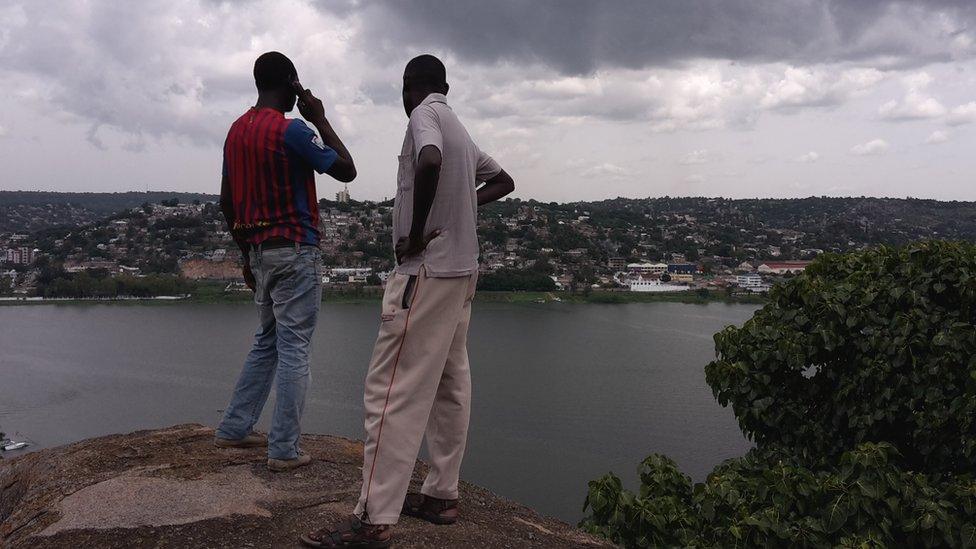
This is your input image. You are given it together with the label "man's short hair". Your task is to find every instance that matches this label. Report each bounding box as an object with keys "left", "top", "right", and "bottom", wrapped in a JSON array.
[
  {"left": 254, "top": 51, "right": 297, "bottom": 91},
  {"left": 405, "top": 54, "right": 447, "bottom": 87}
]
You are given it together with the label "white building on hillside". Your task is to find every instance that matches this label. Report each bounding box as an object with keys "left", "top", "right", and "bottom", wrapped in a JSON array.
[
  {"left": 629, "top": 278, "right": 687, "bottom": 293},
  {"left": 627, "top": 262, "right": 668, "bottom": 276},
  {"left": 735, "top": 273, "right": 770, "bottom": 293},
  {"left": 329, "top": 267, "right": 372, "bottom": 284},
  {"left": 3, "top": 247, "right": 37, "bottom": 265}
]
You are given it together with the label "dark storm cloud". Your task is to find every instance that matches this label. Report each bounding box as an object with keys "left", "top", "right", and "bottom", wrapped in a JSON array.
[{"left": 345, "top": 0, "right": 976, "bottom": 73}]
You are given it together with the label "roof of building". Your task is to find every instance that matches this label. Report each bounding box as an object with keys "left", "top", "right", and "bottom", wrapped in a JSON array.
[{"left": 758, "top": 261, "right": 812, "bottom": 268}]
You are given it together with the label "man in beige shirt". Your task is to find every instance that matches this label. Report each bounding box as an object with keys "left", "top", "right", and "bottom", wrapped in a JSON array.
[{"left": 301, "top": 55, "right": 515, "bottom": 548}]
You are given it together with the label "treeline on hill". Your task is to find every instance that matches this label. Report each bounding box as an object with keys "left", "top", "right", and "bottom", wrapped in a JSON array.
[
  {"left": 585, "top": 196, "right": 976, "bottom": 249},
  {"left": 31, "top": 259, "right": 192, "bottom": 298},
  {"left": 0, "top": 191, "right": 218, "bottom": 233},
  {"left": 8, "top": 193, "right": 976, "bottom": 245},
  {"left": 582, "top": 241, "right": 976, "bottom": 547},
  {"left": 0, "top": 191, "right": 217, "bottom": 212}
]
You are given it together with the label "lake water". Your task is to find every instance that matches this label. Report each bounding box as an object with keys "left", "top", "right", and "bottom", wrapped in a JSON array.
[{"left": 0, "top": 301, "right": 757, "bottom": 522}]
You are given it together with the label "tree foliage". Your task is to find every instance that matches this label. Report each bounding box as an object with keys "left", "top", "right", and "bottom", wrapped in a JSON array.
[
  {"left": 478, "top": 267, "right": 556, "bottom": 291},
  {"left": 707, "top": 240, "right": 976, "bottom": 472},
  {"left": 583, "top": 443, "right": 976, "bottom": 548},
  {"left": 33, "top": 267, "right": 192, "bottom": 298},
  {"left": 582, "top": 241, "right": 976, "bottom": 547}
]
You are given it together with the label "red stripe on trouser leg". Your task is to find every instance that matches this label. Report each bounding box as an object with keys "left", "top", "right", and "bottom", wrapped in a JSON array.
[{"left": 362, "top": 273, "right": 423, "bottom": 520}]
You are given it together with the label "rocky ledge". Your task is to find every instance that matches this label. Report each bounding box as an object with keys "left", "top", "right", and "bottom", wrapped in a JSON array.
[{"left": 0, "top": 424, "right": 611, "bottom": 548}]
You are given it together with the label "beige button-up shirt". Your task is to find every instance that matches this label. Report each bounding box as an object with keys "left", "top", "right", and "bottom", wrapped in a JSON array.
[{"left": 393, "top": 93, "right": 502, "bottom": 277}]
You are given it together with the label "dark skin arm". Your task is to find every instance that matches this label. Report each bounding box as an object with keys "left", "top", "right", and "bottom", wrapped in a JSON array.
[
  {"left": 395, "top": 144, "right": 442, "bottom": 264},
  {"left": 477, "top": 169, "right": 515, "bottom": 206},
  {"left": 220, "top": 174, "right": 255, "bottom": 291},
  {"left": 296, "top": 88, "right": 357, "bottom": 182}
]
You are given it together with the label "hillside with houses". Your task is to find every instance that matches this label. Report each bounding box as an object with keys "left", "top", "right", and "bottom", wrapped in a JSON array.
[{"left": 2, "top": 192, "right": 975, "bottom": 298}]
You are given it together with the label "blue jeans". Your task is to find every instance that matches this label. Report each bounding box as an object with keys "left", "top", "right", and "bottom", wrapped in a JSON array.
[{"left": 216, "top": 244, "right": 322, "bottom": 459}]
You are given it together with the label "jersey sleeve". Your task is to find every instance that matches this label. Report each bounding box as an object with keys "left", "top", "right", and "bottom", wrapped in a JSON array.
[
  {"left": 408, "top": 104, "right": 443, "bottom": 161},
  {"left": 283, "top": 119, "right": 339, "bottom": 174}
]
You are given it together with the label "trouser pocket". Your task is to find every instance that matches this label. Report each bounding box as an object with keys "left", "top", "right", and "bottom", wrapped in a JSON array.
[{"left": 402, "top": 275, "right": 418, "bottom": 309}]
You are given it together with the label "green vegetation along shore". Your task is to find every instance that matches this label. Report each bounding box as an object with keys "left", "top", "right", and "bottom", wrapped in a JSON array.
[{"left": 0, "top": 283, "right": 766, "bottom": 306}]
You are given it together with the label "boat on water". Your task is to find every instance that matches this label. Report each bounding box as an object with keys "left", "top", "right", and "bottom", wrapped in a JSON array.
[{"left": 1, "top": 433, "right": 29, "bottom": 451}]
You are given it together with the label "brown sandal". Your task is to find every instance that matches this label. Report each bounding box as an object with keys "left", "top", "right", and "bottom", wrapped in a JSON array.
[
  {"left": 299, "top": 516, "right": 392, "bottom": 548},
  {"left": 401, "top": 493, "right": 459, "bottom": 525}
]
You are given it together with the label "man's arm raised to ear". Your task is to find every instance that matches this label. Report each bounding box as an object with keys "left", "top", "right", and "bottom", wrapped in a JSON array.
[
  {"left": 313, "top": 116, "right": 356, "bottom": 183},
  {"left": 296, "top": 87, "right": 357, "bottom": 183},
  {"left": 395, "top": 144, "right": 442, "bottom": 264},
  {"left": 477, "top": 169, "right": 515, "bottom": 206}
]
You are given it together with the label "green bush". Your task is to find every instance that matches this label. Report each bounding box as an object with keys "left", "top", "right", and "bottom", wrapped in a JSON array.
[
  {"left": 34, "top": 268, "right": 193, "bottom": 298},
  {"left": 477, "top": 267, "right": 556, "bottom": 291},
  {"left": 584, "top": 443, "right": 976, "bottom": 547},
  {"left": 707, "top": 240, "right": 976, "bottom": 472},
  {"left": 582, "top": 241, "right": 976, "bottom": 547}
]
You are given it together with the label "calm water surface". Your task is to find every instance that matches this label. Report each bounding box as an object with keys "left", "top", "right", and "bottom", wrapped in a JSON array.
[{"left": 0, "top": 301, "right": 757, "bottom": 522}]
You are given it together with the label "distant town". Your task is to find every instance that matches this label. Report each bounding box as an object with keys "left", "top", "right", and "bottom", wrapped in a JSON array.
[{"left": 3, "top": 191, "right": 976, "bottom": 300}]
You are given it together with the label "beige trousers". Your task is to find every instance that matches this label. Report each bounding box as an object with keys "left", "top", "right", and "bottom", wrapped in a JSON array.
[{"left": 354, "top": 266, "right": 477, "bottom": 524}]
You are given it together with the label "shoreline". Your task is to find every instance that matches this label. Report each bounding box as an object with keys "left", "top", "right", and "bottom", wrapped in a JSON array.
[{"left": 0, "top": 288, "right": 767, "bottom": 306}]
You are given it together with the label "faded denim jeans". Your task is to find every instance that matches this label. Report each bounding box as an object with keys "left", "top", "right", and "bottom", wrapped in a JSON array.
[{"left": 216, "top": 244, "right": 322, "bottom": 459}]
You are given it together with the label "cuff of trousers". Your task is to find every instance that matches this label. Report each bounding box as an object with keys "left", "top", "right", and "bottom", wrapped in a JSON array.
[
  {"left": 420, "top": 488, "right": 460, "bottom": 501},
  {"left": 215, "top": 426, "right": 244, "bottom": 440},
  {"left": 358, "top": 513, "right": 401, "bottom": 526}
]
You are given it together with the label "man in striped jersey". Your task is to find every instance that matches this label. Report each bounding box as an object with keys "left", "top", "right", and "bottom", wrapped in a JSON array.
[{"left": 214, "top": 51, "right": 356, "bottom": 472}]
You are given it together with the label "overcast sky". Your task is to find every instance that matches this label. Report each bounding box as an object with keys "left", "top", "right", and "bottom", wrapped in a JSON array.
[{"left": 2, "top": 0, "right": 976, "bottom": 202}]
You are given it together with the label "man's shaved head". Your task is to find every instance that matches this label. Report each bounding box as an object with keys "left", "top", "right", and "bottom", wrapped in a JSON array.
[
  {"left": 404, "top": 54, "right": 447, "bottom": 87},
  {"left": 402, "top": 54, "right": 449, "bottom": 117},
  {"left": 254, "top": 51, "right": 297, "bottom": 92}
]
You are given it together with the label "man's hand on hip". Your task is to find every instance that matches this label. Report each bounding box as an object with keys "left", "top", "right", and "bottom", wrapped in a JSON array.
[{"left": 395, "top": 230, "right": 440, "bottom": 265}]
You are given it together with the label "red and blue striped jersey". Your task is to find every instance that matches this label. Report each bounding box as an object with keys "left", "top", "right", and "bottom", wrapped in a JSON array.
[{"left": 221, "top": 107, "right": 338, "bottom": 246}]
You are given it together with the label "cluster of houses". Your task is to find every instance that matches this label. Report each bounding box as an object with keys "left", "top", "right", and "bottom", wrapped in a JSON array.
[
  {"left": 609, "top": 259, "right": 812, "bottom": 293},
  {"left": 1, "top": 235, "right": 39, "bottom": 289},
  {"left": 4, "top": 246, "right": 36, "bottom": 265},
  {"left": 731, "top": 261, "right": 811, "bottom": 293},
  {"left": 2, "top": 233, "right": 38, "bottom": 265},
  {"left": 2, "top": 193, "right": 824, "bottom": 296}
]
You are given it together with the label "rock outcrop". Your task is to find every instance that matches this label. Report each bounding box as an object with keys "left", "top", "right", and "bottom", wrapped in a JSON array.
[
  {"left": 179, "top": 258, "right": 242, "bottom": 280},
  {"left": 0, "top": 424, "right": 612, "bottom": 548}
]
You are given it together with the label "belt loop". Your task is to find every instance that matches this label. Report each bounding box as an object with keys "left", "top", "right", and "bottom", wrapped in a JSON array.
[{"left": 295, "top": 241, "right": 300, "bottom": 253}]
